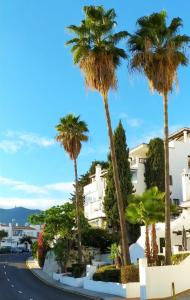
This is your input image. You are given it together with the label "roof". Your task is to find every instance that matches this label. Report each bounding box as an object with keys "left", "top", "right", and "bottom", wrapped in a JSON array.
[
  {"left": 168, "top": 127, "right": 190, "bottom": 141},
  {"left": 129, "top": 143, "right": 149, "bottom": 157},
  {"left": 12, "top": 226, "right": 36, "bottom": 230}
]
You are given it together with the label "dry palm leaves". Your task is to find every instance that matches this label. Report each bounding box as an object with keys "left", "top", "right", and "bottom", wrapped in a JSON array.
[{"left": 80, "top": 52, "right": 117, "bottom": 96}]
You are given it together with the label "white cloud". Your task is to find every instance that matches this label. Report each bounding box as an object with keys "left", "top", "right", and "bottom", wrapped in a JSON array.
[
  {"left": 0, "top": 176, "right": 74, "bottom": 195},
  {"left": 0, "top": 140, "right": 22, "bottom": 153},
  {"left": 45, "top": 182, "right": 74, "bottom": 192},
  {"left": 119, "top": 113, "right": 143, "bottom": 128},
  {"left": 0, "top": 130, "right": 54, "bottom": 153},
  {"left": 0, "top": 196, "right": 68, "bottom": 210}
]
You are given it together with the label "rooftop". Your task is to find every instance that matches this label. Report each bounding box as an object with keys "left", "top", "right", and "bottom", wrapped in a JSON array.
[{"left": 169, "top": 127, "right": 190, "bottom": 142}]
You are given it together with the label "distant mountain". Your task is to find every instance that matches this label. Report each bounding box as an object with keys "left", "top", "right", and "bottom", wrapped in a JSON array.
[{"left": 0, "top": 207, "right": 42, "bottom": 225}]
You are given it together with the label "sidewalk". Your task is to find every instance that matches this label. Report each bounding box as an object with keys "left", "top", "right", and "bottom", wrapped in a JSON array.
[{"left": 26, "top": 257, "right": 126, "bottom": 300}]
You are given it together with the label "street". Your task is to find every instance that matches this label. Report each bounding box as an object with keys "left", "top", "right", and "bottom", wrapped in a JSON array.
[{"left": 0, "top": 254, "right": 91, "bottom": 300}]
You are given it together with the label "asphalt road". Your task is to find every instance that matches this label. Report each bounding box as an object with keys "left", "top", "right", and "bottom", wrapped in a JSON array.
[{"left": 0, "top": 254, "right": 92, "bottom": 300}]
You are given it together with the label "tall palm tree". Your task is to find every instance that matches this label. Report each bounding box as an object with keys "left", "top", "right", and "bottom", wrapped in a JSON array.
[
  {"left": 55, "top": 114, "right": 88, "bottom": 264},
  {"left": 128, "top": 11, "right": 190, "bottom": 265},
  {"left": 66, "top": 5, "right": 130, "bottom": 265}
]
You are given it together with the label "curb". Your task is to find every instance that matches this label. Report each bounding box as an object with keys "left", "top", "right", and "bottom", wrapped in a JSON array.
[{"left": 25, "top": 259, "right": 102, "bottom": 300}]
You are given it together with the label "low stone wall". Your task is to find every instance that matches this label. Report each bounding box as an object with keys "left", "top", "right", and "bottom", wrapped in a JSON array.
[
  {"left": 84, "top": 278, "right": 140, "bottom": 298},
  {"left": 139, "top": 255, "right": 190, "bottom": 299}
]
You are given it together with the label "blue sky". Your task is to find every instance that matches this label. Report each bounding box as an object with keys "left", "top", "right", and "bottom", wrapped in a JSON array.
[{"left": 0, "top": 0, "right": 190, "bottom": 209}]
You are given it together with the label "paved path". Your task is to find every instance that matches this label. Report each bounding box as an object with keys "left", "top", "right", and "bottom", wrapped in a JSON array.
[{"left": 0, "top": 253, "right": 94, "bottom": 300}]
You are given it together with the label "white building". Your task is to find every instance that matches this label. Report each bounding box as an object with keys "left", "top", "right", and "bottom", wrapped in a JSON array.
[
  {"left": 84, "top": 164, "right": 107, "bottom": 228},
  {"left": 0, "top": 223, "right": 41, "bottom": 249},
  {"left": 129, "top": 127, "right": 190, "bottom": 204},
  {"left": 83, "top": 128, "right": 190, "bottom": 228}
]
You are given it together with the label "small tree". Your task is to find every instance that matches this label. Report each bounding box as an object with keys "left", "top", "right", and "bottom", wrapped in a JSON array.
[
  {"left": 145, "top": 138, "right": 165, "bottom": 192},
  {"left": 127, "top": 187, "right": 165, "bottom": 265},
  {"left": 104, "top": 121, "right": 138, "bottom": 243}
]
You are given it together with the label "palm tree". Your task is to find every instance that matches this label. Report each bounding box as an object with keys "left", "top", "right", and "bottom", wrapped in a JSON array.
[
  {"left": 55, "top": 114, "right": 88, "bottom": 264},
  {"left": 66, "top": 5, "right": 130, "bottom": 265},
  {"left": 127, "top": 187, "right": 165, "bottom": 265},
  {"left": 128, "top": 11, "right": 190, "bottom": 265}
]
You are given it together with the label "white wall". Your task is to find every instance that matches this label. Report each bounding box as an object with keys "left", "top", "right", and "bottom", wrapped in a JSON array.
[
  {"left": 84, "top": 165, "right": 106, "bottom": 223},
  {"left": 169, "top": 139, "right": 190, "bottom": 201},
  {"left": 140, "top": 255, "right": 190, "bottom": 299}
]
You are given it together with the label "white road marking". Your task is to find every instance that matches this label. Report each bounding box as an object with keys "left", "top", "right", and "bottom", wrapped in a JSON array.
[
  {"left": 18, "top": 291, "right": 23, "bottom": 294},
  {"left": 3, "top": 265, "right": 5, "bottom": 269},
  {"left": 11, "top": 284, "right": 14, "bottom": 288},
  {"left": 7, "top": 278, "right": 10, "bottom": 281},
  {"left": 4, "top": 271, "right": 6, "bottom": 275}
]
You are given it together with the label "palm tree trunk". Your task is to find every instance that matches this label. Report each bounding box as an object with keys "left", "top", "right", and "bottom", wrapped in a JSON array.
[
  {"left": 163, "top": 93, "right": 171, "bottom": 265},
  {"left": 151, "top": 223, "right": 158, "bottom": 265},
  {"left": 145, "top": 225, "right": 151, "bottom": 265},
  {"left": 103, "top": 93, "right": 131, "bottom": 265},
  {"left": 74, "top": 158, "right": 82, "bottom": 264}
]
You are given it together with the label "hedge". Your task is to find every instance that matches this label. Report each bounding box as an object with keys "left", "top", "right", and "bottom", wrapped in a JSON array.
[
  {"left": 93, "top": 264, "right": 139, "bottom": 283},
  {"left": 172, "top": 253, "right": 190, "bottom": 265}
]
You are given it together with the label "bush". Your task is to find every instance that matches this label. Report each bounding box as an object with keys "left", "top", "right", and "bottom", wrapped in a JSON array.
[
  {"left": 72, "top": 264, "right": 86, "bottom": 278},
  {"left": 171, "top": 253, "right": 190, "bottom": 265},
  {"left": 93, "top": 264, "right": 139, "bottom": 283},
  {"left": 0, "top": 247, "right": 11, "bottom": 254},
  {"left": 156, "top": 255, "right": 165, "bottom": 266},
  {"left": 120, "top": 265, "right": 139, "bottom": 283},
  {"left": 93, "top": 265, "right": 120, "bottom": 283}
]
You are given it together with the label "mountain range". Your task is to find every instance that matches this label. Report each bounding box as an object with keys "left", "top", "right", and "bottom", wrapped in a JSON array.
[{"left": 0, "top": 207, "right": 42, "bottom": 225}]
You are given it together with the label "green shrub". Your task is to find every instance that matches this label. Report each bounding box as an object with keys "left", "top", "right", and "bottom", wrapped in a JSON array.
[
  {"left": 93, "top": 265, "right": 120, "bottom": 282},
  {"left": 72, "top": 264, "right": 86, "bottom": 278},
  {"left": 93, "top": 264, "right": 139, "bottom": 283},
  {"left": 156, "top": 255, "right": 165, "bottom": 266},
  {"left": 120, "top": 265, "right": 139, "bottom": 283},
  {"left": 171, "top": 253, "right": 190, "bottom": 265}
]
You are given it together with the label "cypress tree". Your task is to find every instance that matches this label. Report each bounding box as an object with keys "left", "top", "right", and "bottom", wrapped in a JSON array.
[
  {"left": 104, "top": 121, "right": 139, "bottom": 242},
  {"left": 144, "top": 138, "right": 165, "bottom": 192}
]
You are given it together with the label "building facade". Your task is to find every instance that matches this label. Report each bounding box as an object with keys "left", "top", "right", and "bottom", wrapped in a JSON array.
[
  {"left": 83, "top": 164, "right": 107, "bottom": 228},
  {"left": 129, "top": 128, "right": 190, "bottom": 204},
  {"left": 0, "top": 223, "right": 41, "bottom": 249},
  {"left": 83, "top": 128, "right": 190, "bottom": 226}
]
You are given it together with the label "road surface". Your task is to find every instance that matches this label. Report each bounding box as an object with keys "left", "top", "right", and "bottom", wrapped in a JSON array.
[{"left": 0, "top": 254, "right": 91, "bottom": 300}]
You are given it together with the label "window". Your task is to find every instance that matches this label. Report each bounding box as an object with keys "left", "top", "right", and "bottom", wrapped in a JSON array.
[
  {"left": 169, "top": 175, "right": 173, "bottom": 186},
  {"left": 131, "top": 169, "right": 137, "bottom": 182},
  {"left": 173, "top": 199, "right": 180, "bottom": 206},
  {"left": 188, "top": 156, "right": 190, "bottom": 169}
]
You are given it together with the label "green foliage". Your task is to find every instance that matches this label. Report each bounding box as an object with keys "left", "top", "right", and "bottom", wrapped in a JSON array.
[
  {"left": 72, "top": 263, "right": 86, "bottom": 278},
  {"left": 144, "top": 138, "right": 165, "bottom": 192},
  {"left": 20, "top": 236, "right": 32, "bottom": 245},
  {"left": 128, "top": 11, "right": 190, "bottom": 95},
  {"left": 32, "top": 241, "right": 38, "bottom": 259},
  {"left": 0, "top": 230, "right": 8, "bottom": 241},
  {"left": 82, "top": 227, "right": 116, "bottom": 253},
  {"left": 127, "top": 187, "right": 165, "bottom": 226},
  {"left": 55, "top": 114, "right": 88, "bottom": 161},
  {"left": 0, "top": 247, "right": 11, "bottom": 254},
  {"left": 93, "top": 264, "right": 139, "bottom": 283},
  {"left": 171, "top": 253, "right": 190, "bottom": 265},
  {"left": 104, "top": 121, "right": 136, "bottom": 241},
  {"left": 54, "top": 238, "right": 71, "bottom": 272},
  {"left": 93, "top": 265, "right": 120, "bottom": 282},
  {"left": 120, "top": 265, "right": 139, "bottom": 283},
  {"left": 66, "top": 5, "right": 128, "bottom": 66}
]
